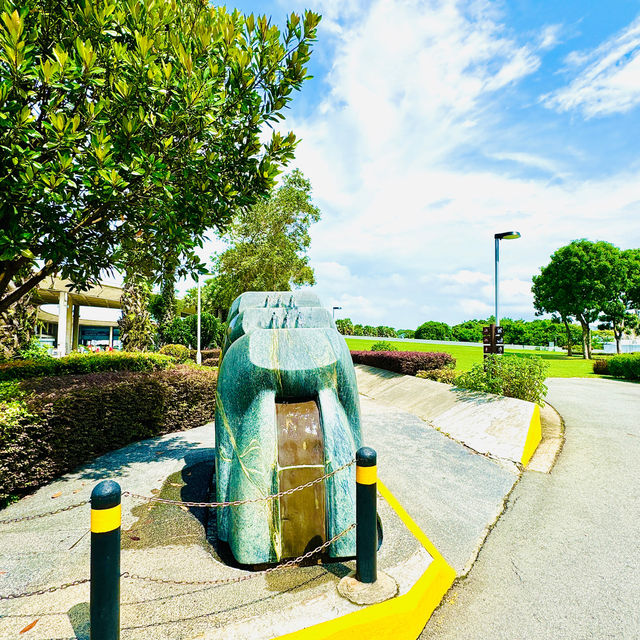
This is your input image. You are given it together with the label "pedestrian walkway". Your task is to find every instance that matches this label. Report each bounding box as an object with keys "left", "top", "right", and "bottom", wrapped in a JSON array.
[{"left": 420, "top": 378, "right": 640, "bottom": 640}]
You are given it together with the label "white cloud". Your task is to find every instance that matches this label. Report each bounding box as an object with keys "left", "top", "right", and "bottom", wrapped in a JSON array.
[
  {"left": 458, "top": 298, "right": 493, "bottom": 317},
  {"left": 276, "top": 1, "right": 640, "bottom": 328},
  {"left": 489, "top": 151, "right": 563, "bottom": 175},
  {"left": 538, "top": 24, "right": 562, "bottom": 50},
  {"left": 436, "top": 270, "right": 491, "bottom": 285},
  {"left": 543, "top": 15, "right": 640, "bottom": 117}
]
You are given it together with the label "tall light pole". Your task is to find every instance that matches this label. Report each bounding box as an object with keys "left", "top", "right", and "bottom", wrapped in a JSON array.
[
  {"left": 332, "top": 306, "right": 342, "bottom": 319},
  {"left": 196, "top": 273, "right": 215, "bottom": 365},
  {"left": 494, "top": 231, "right": 521, "bottom": 327}
]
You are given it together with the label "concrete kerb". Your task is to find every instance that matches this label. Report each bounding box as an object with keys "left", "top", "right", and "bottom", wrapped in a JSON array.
[{"left": 354, "top": 365, "right": 543, "bottom": 468}]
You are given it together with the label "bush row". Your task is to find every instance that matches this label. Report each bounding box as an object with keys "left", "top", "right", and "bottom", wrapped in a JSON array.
[
  {"left": 0, "top": 366, "right": 217, "bottom": 504},
  {"left": 455, "top": 355, "right": 548, "bottom": 405},
  {"left": 606, "top": 353, "right": 640, "bottom": 380},
  {"left": 350, "top": 350, "right": 455, "bottom": 376},
  {"left": 416, "top": 368, "right": 460, "bottom": 384},
  {"left": 0, "top": 351, "right": 175, "bottom": 381},
  {"left": 592, "top": 359, "right": 610, "bottom": 375}
]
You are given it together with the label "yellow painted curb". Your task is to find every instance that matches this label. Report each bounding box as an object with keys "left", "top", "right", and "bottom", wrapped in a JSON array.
[
  {"left": 521, "top": 404, "right": 542, "bottom": 467},
  {"left": 276, "top": 481, "right": 456, "bottom": 640}
]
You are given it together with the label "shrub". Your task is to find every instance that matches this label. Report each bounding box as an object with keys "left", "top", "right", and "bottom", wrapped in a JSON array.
[
  {"left": 455, "top": 355, "right": 548, "bottom": 405},
  {"left": 607, "top": 353, "right": 640, "bottom": 380},
  {"left": 416, "top": 368, "right": 459, "bottom": 384},
  {"left": 17, "top": 337, "right": 52, "bottom": 361},
  {"left": 0, "top": 351, "right": 175, "bottom": 381},
  {"left": 0, "top": 366, "right": 217, "bottom": 504},
  {"left": 159, "top": 344, "right": 191, "bottom": 363},
  {"left": 370, "top": 341, "right": 398, "bottom": 352},
  {"left": 351, "top": 350, "right": 455, "bottom": 376},
  {"left": 592, "top": 359, "right": 610, "bottom": 375}
]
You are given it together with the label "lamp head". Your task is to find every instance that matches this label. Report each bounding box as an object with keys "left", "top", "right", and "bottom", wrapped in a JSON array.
[{"left": 495, "top": 231, "right": 521, "bottom": 240}]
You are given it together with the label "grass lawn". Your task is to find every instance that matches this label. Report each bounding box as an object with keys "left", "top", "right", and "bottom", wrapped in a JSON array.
[{"left": 345, "top": 338, "right": 600, "bottom": 378}]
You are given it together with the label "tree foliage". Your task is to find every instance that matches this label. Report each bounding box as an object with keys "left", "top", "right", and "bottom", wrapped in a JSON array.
[
  {"left": 0, "top": 0, "right": 320, "bottom": 313},
  {"left": 162, "top": 312, "right": 225, "bottom": 349},
  {"left": 597, "top": 249, "right": 640, "bottom": 353},
  {"left": 415, "top": 321, "right": 452, "bottom": 341},
  {"left": 335, "top": 317, "right": 353, "bottom": 335},
  {"left": 532, "top": 240, "right": 632, "bottom": 358},
  {"left": 209, "top": 169, "right": 321, "bottom": 310}
]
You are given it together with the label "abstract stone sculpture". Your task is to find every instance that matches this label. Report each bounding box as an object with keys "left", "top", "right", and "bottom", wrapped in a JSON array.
[{"left": 215, "top": 292, "right": 362, "bottom": 564}]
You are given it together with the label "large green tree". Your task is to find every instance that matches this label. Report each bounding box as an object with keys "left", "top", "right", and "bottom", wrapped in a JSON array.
[
  {"left": 207, "top": 169, "right": 321, "bottom": 310},
  {"left": 0, "top": 1, "right": 320, "bottom": 313},
  {"left": 532, "top": 240, "right": 622, "bottom": 359},
  {"left": 415, "top": 321, "right": 452, "bottom": 341},
  {"left": 598, "top": 248, "right": 640, "bottom": 353}
]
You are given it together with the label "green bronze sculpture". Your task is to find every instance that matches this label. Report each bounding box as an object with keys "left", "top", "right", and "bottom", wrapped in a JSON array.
[{"left": 215, "top": 292, "right": 362, "bottom": 564}]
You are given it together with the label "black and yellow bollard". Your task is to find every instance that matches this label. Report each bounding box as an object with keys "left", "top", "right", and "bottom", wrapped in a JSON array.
[
  {"left": 337, "top": 447, "right": 398, "bottom": 604},
  {"left": 355, "top": 446, "right": 377, "bottom": 584},
  {"left": 90, "top": 480, "right": 121, "bottom": 640}
]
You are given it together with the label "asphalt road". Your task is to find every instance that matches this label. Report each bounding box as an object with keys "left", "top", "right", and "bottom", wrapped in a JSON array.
[{"left": 420, "top": 378, "right": 640, "bottom": 640}]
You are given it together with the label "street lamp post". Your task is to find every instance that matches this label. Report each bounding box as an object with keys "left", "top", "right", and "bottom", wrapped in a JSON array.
[
  {"left": 196, "top": 273, "right": 215, "bottom": 365},
  {"left": 332, "top": 306, "right": 342, "bottom": 319},
  {"left": 494, "top": 231, "right": 521, "bottom": 327},
  {"left": 196, "top": 276, "right": 202, "bottom": 365}
]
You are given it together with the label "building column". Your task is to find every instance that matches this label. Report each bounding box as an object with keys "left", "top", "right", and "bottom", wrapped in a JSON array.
[
  {"left": 109, "top": 326, "right": 113, "bottom": 348},
  {"left": 57, "top": 292, "right": 68, "bottom": 356},
  {"left": 65, "top": 299, "right": 73, "bottom": 354},
  {"left": 72, "top": 305, "right": 80, "bottom": 351}
]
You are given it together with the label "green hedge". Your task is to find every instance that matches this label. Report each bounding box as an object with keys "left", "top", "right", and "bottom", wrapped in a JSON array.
[
  {"left": 592, "top": 359, "right": 610, "bottom": 375},
  {"left": 0, "top": 366, "right": 217, "bottom": 504},
  {"left": 607, "top": 353, "right": 640, "bottom": 380},
  {"left": 0, "top": 351, "right": 175, "bottom": 381}
]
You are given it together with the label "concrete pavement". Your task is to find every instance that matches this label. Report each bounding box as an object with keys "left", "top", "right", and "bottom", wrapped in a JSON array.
[
  {"left": 0, "top": 383, "right": 523, "bottom": 638},
  {"left": 421, "top": 378, "right": 640, "bottom": 640}
]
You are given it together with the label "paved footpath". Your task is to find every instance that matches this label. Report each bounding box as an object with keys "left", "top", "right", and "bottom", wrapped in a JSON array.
[{"left": 421, "top": 378, "right": 640, "bottom": 640}]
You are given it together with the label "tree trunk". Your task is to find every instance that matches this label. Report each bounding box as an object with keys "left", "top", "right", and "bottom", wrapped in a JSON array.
[
  {"left": 578, "top": 317, "right": 591, "bottom": 359},
  {"left": 615, "top": 327, "right": 622, "bottom": 354},
  {"left": 119, "top": 274, "right": 153, "bottom": 352},
  {"left": 157, "top": 266, "right": 177, "bottom": 346},
  {"left": 563, "top": 316, "right": 573, "bottom": 357},
  {"left": 0, "top": 275, "right": 39, "bottom": 360}
]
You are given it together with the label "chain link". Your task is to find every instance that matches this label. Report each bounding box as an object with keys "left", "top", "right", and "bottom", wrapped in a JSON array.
[
  {"left": 123, "top": 459, "right": 355, "bottom": 508},
  {"left": 0, "top": 500, "right": 89, "bottom": 525},
  {"left": 121, "top": 523, "right": 355, "bottom": 587},
  {"left": 0, "top": 578, "right": 89, "bottom": 601}
]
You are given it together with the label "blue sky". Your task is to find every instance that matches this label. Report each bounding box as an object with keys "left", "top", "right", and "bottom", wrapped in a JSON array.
[{"left": 98, "top": 1, "right": 640, "bottom": 328}]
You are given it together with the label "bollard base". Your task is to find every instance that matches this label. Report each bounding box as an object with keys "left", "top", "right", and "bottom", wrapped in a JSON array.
[{"left": 336, "top": 570, "right": 399, "bottom": 605}]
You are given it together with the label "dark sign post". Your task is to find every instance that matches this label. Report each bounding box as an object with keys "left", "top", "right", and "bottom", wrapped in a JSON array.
[{"left": 483, "top": 324, "right": 504, "bottom": 358}]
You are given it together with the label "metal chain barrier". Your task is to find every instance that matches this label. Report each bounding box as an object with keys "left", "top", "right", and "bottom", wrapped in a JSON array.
[
  {"left": 123, "top": 459, "right": 355, "bottom": 508},
  {"left": 0, "top": 578, "right": 90, "bottom": 601},
  {"left": 0, "top": 500, "right": 89, "bottom": 525},
  {"left": 121, "top": 523, "right": 355, "bottom": 587}
]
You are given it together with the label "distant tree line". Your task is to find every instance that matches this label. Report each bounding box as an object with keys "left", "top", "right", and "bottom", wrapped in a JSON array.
[
  {"left": 335, "top": 315, "right": 613, "bottom": 353},
  {"left": 335, "top": 319, "right": 398, "bottom": 338}
]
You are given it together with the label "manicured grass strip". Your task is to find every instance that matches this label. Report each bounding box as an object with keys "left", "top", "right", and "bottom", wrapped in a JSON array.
[{"left": 344, "top": 339, "right": 600, "bottom": 378}]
